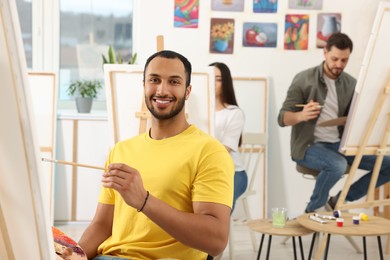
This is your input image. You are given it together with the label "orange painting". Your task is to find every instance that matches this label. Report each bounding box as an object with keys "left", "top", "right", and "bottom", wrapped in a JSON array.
[{"left": 284, "top": 14, "right": 309, "bottom": 50}]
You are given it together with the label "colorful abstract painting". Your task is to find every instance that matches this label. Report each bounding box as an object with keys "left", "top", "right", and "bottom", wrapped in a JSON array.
[
  {"left": 284, "top": 14, "right": 309, "bottom": 50},
  {"left": 316, "top": 13, "right": 341, "bottom": 48},
  {"left": 243, "top": 22, "right": 277, "bottom": 47},
  {"left": 210, "top": 18, "right": 235, "bottom": 54},
  {"left": 288, "top": 0, "right": 323, "bottom": 10},
  {"left": 253, "top": 0, "right": 278, "bottom": 13},
  {"left": 211, "top": 0, "right": 244, "bottom": 12},
  {"left": 174, "top": 0, "right": 199, "bottom": 28}
]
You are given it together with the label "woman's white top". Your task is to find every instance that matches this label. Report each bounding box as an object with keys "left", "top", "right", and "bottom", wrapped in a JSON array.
[{"left": 215, "top": 105, "right": 245, "bottom": 171}]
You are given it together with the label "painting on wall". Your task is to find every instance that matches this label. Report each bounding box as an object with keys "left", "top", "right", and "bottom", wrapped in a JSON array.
[
  {"left": 174, "top": 0, "right": 199, "bottom": 28},
  {"left": 210, "top": 18, "right": 235, "bottom": 54},
  {"left": 243, "top": 22, "right": 277, "bottom": 47},
  {"left": 316, "top": 13, "right": 341, "bottom": 48},
  {"left": 284, "top": 14, "right": 309, "bottom": 50},
  {"left": 288, "top": 0, "right": 323, "bottom": 10},
  {"left": 211, "top": 0, "right": 244, "bottom": 12},
  {"left": 253, "top": 0, "right": 278, "bottom": 13}
]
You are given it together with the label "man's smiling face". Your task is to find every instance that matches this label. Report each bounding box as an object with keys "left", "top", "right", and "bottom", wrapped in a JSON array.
[{"left": 144, "top": 57, "right": 190, "bottom": 120}]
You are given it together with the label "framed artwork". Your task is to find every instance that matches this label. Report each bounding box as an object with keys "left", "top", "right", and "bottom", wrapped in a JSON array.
[
  {"left": 284, "top": 14, "right": 309, "bottom": 50},
  {"left": 174, "top": 0, "right": 199, "bottom": 28},
  {"left": 316, "top": 13, "right": 341, "bottom": 48},
  {"left": 243, "top": 22, "right": 277, "bottom": 48},
  {"left": 211, "top": 0, "right": 244, "bottom": 12},
  {"left": 253, "top": 0, "right": 278, "bottom": 13},
  {"left": 288, "top": 0, "right": 323, "bottom": 10},
  {"left": 210, "top": 18, "right": 235, "bottom": 54}
]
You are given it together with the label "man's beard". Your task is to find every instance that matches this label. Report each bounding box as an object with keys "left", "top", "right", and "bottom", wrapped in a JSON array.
[
  {"left": 145, "top": 94, "right": 186, "bottom": 120},
  {"left": 325, "top": 61, "right": 343, "bottom": 78}
]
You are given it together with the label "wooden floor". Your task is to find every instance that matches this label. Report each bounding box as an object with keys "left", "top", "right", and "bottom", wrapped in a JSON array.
[{"left": 55, "top": 220, "right": 390, "bottom": 259}]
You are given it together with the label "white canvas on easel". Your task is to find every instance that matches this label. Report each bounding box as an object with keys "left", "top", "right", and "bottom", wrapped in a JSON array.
[
  {"left": 104, "top": 64, "right": 215, "bottom": 146},
  {"left": 337, "top": 1, "right": 390, "bottom": 211},
  {"left": 232, "top": 76, "right": 269, "bottom": 219},
  {"left": 0, "top": 0, "right": 55, "bottom": 259},
  {"left": 28, "top": 72, "right": 57, "bottom": 223}
]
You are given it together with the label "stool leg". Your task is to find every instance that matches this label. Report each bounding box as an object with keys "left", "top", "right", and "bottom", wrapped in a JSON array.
[
  {"left": 377, "top": 236, "right": 384, "bottom": 260},
  {"left": 266, "top": 235, "right": 272, "bottom": 260},
  {"left": 292, "top": 236, "right": 297, "bottom": 260},
  {"left": 257, "top": 234, "right": 265, "bottom": 260},
  {"left": 362, "top": 236, "right": 367, "bottom": 260},
  {"left": 344, "top": 235, "right": 362, "bottom": 253},
  {"left": 308, "top": 232, "right": 317, "bottom": 260},
  {"left": 324, "top": 233, "right": 331, "bottom": 260},
  {"left": 298, "top": 236, "right": 305, "bottom": 260}
]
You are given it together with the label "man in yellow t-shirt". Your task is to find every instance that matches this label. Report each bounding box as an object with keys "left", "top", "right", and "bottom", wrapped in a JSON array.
[{"left": 79, "top": 50, "right": 234, "bottom": 260}]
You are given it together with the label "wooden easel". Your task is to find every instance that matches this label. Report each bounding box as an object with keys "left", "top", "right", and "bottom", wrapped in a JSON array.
[
  {"left": 0, "top": 204, "right": 14, "bottom": 260},
  {"left": 336, "top": 78, "right": 390, "bottom": 211},
  {"left": 309, "top": 78, "right": 390, "bottom": 260},
  {"left": 135, "top": 35, "right": 164, "bottom": 133}
]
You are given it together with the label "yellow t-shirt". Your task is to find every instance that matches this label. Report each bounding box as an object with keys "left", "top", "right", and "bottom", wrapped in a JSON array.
[{"left": 97, "top": 125, "right": 234, "bottom": 260}]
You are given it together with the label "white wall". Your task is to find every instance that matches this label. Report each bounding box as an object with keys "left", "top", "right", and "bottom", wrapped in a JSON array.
[{"left": 133, "top": 0, "right": 387, "bottom": 218}]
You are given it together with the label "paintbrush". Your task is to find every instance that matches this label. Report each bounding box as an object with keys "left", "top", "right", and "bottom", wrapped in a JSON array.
[
  {"left": 295, "top": 104, "right": 324, "bottom": 108},
  {"left": 41, "top": 158, "right": 107, "bottom": 171}
]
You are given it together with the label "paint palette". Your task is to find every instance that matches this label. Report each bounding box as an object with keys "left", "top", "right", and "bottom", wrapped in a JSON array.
[{"left": 52, "top": 226, "right": 87, "bottom": 260}]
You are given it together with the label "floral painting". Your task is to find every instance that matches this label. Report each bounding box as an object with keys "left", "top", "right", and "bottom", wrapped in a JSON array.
[
  {"left": 243, "top": 22, "right": 277, "bottom": 47},
  {"left": 211, "top": 0, "right": 244, "bottom": 12},
  {"left": 253, "top": 0, "right": 278, "bottom": 13},
  {"left": 288, "top": 0, "right": 323, "bottom": 10},
  {"left": 316, "top": 13, "right": 341, "bottom": 48},
  {"left": 284, "top": 14, "right": 309, "bottom": 50},
  {"left": 174, "top": 0, "right": 199, "bottom": 28},
  {"left": 210, "top": 18, "right": 235, "bottom": 54}
]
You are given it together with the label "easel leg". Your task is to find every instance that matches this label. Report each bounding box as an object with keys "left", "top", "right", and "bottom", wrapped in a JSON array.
[
  {"left": 336, "top": 81, "right": 390, "bottom": 211},
  {"left": 314, "top": 233, "right": 329, "bottom": 260},
  {"left": 0, "top": 204, "right": 15, "bottom": 259},
  {"left": 374, "top": 187, "right": 380, "bottom": 216}
]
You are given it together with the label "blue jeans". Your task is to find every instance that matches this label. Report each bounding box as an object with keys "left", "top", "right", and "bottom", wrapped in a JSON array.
[
  {"left": 232, "top": 170, "right": 248, "bottom": 213},
  {"left": 92, "top": 256, "right": 129, "bottom": 260},
  {"left": 294, "top": 142, "right": 390, "bottom": 212}
]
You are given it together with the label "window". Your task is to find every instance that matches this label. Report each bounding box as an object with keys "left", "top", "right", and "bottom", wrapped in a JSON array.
[
  {"left": 59, "top": 0, "right": 134, "bottom": 101},
  {"left": 15, "top": 0, "right": 33, "bottom": 68}
]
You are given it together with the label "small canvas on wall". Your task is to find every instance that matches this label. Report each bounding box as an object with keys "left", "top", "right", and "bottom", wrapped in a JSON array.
[
  {"left": 316, "top": 13, "right": 341, "bottom": 48},
  {"left": 174, "top": 0, "right": 199, "bottom": 28},
  {"left": 284, "top": 14, "right": 309, "bottom": 50},
  {"left": 243, "top": 22, "right": 277, "bottom": 48},
  {"left": 211, "top": 0, "right": 244, "bottom": 12},
  {"left": 288, "top": 0, "right": 323, "bottom": 10},
  {"left": 210, "top": 18, "right": 235, "bottom": 54},
  {"left": 253, "top": 0, "right": 278, "bottom": 13}
]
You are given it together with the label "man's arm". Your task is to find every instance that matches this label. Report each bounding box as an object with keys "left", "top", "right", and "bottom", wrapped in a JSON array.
[
  {"left": 102, "top": 163, "right": 231, "bottom": 257},
  {"left": 78, "top": 203, "right": 114, "bottom": 259},
  {"left": 143, "top": 197, "right": 231, "bottom": 257},
  {"left": 283, "top": 101, "right": 321, "bottom": 126}
]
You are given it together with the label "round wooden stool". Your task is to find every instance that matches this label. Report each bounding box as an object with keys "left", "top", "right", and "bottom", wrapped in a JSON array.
[{"left": 247, "top": 219, "right": 314, "bottom": 260}]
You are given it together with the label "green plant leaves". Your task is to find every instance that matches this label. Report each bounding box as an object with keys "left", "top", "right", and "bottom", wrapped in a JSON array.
[
  {"left": 67, "top": 79, "right": 103, "bottom": 99},
  {"left": 102, "top": 45, "right": 137, "bottom": 66}
]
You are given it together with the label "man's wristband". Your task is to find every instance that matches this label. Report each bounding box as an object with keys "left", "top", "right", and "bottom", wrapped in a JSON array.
[{"left": 137, "top": 191, "right": 149, "bottom": 212}]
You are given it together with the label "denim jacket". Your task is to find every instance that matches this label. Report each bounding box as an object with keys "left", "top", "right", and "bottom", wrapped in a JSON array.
[{"left": 277, "top": 62, "right": 356, "bottom": 160}]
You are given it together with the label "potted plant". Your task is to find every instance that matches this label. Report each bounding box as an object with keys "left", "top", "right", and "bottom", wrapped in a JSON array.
[
  {"left": 67, "top": 79, "right": 103, "bottom": 113},
  {"left": 102, "top": 45, "right": 137, "bottom": 65}
]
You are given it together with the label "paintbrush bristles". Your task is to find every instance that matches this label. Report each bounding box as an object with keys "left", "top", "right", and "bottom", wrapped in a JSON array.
[{"left": 41, "top": 158, "right": 106, "bottom": 171}]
